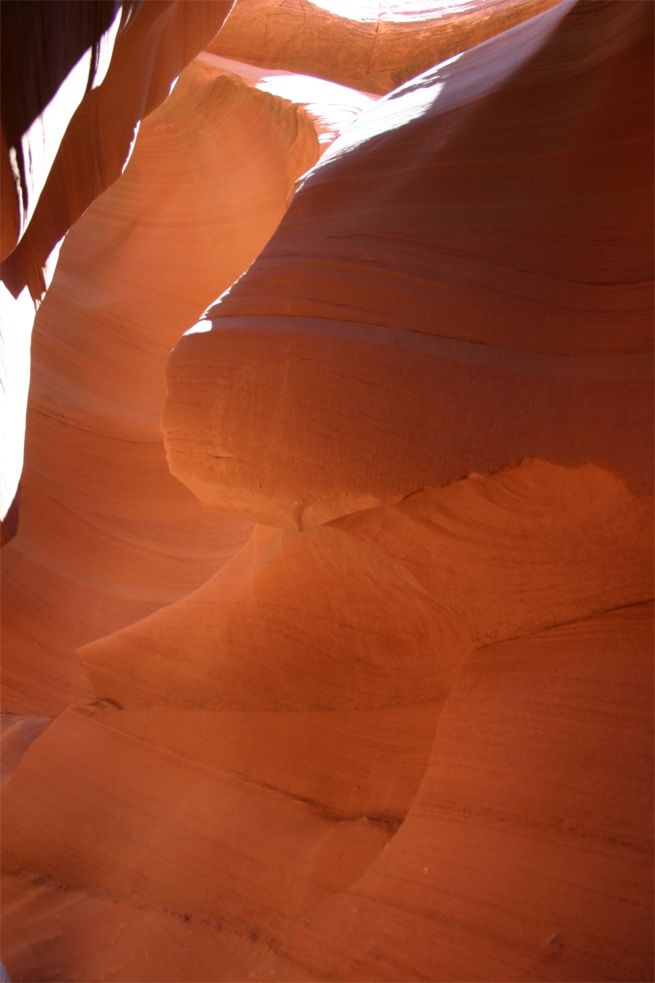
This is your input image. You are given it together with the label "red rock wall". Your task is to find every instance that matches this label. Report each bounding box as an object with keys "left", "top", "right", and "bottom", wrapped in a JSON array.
[
  {"left": 210, "top": 0, "right": 561, "bottom": 94},
  {"left": 1, "top": 1, "right": 653, "bottom": 980},
  {"left": 1, "top": 55, "right": 321, "bottom": 716},
  {"left": 0, "top": 0, "right": 233, "bottom": 538},
  {"left": 166, "top": 0, "right": 652, "bottom": 526}
]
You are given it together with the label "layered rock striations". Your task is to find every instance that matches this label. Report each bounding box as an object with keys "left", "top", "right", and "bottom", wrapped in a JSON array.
[
  {"left": 3, "top": 462, "right": 653, "bottom": 981},
  {"left": 1, "top": 1, "right": 653, "bottom": 981},
  {"left": 0, "top": 52, "right": 324, "bottom": 717},
  {"left": 0, "top": 0, "right": 232, "bottom": 539},
  {"left": 210, "top": 0, "right": 561, "bottom": 95},
  {"left": 166, "top": 0, "right": 652, "bottom": 526}
]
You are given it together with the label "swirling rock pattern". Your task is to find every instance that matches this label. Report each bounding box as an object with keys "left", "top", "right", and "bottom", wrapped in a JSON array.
[
  {"left": 0, "top": 0, "right": 232, "bottom": 536},
  {"left": 1, "top": 51, "right": 322, "bottom": 716},
  {"left": 2, "top": 461, "right": 652, "bottom": 980},
  {"left": 165, "top": 0, "right": 652, "bottom": 526},
  {"left": 211, "top": 0, "right": 561, "bottom": 95},
  {"left": 1, "top": 1, "right": 653, "bottom": 981}
]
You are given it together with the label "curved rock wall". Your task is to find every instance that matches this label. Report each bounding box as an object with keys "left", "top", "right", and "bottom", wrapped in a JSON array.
[
  {"left": 1, "top": 54, "right": 320, "bottom": 716},
  {"left": 0, "top": 0, "right": 232, "bottom": 537},
  {"left": 2, "top": 462, "right": 652, "bottom": 981},
  {"left": 211, "top": 0, "right": 561, "bottom": 94},
  {"left": 1, "top": 1, "right": 653, "bottom": 981},
  {"left": 165, "top": 0, "right": 652, "bottom": 527}
]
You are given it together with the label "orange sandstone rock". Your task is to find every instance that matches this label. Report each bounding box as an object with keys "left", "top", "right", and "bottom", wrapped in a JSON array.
[
  {"left": 2, "top": 462, "right": 652, "bottom": 981},
  {"left": 0, "top": 714, "right": 50, "bottom": 788},
  {"left": 1, "top": 54, "right": 321, "bottom": 716},
  {"left": 0, "top": 0, "right": 232, "bottom": 536},
  {"left": 1, "top": 0, "right": 653, "bottom": 981},
  {"left": 164, "top": 0, "right": 653, "bottom": 528},
  {"left": 198, "top": 52, "right": 379, "bottom": 149},
  {"left": 269, "top": 602, "right": 653, "bottom": 982},
  {"left": 211, "top": 0, "right": 561, "bottom": 95}
]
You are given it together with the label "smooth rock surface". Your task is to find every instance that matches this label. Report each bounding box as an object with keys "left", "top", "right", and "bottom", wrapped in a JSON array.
[
  {"left": 165, "top": 0, "right": 653, "bottom": 527},
  {"left": 2, "top": 461, "right": 652, "bottom": 981},
  {"left": 0, "top": 0, "right": 233, "bottom": 536},
  {"left": 1, "top": 51, "right": 323, "bottom": 716},
  {"left": 0, "top": 1, "right": 652, "bottom": 980}
]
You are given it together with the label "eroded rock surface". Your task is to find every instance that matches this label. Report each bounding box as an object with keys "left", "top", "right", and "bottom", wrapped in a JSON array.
[
  {"left": 211, "top": 0, "right": 561, "bottom": 94},
  {"left": 1, "top": 1, "right": 653, "bottom": 981},
  {"left": 3, "top": 461, "right": 653, "bottom": 980},
  {"left": 165, "top": 0, "right": 652, "bottom": 526},
  {"left": 0, "top": 51, "right": 325, "bottom": 717},
  {"left": 0, "top": 0, "right": 232, "bottom": 537}
]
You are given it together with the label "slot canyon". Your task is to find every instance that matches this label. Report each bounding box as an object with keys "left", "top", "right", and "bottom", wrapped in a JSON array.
[{"left": 0, "top": 1, "right": 652, "bottom": 981}]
